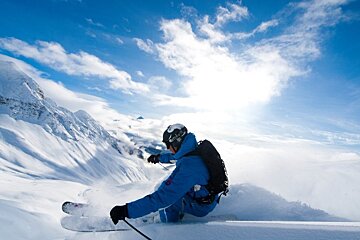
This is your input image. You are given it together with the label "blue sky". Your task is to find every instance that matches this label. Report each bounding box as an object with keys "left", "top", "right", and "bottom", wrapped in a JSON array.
[{"left": 0, "top": 0, "right": 359, "bottom": 148}]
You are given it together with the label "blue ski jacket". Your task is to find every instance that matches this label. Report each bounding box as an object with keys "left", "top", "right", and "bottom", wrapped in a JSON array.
[{"left": 127, "top": 132, "right": 214, "bottom": 218}]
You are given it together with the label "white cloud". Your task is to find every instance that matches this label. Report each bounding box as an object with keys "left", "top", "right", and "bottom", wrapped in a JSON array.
[
  {"left": 0, "top": 38, "right": 149, "bottom": 94},
  {"left": 85, "top": 18, "right": 105, "bottom": 28},
  {"left": 198, "top": 16, "right": 230, "bottom": 43},
  {"left": 136, "top": 70, "right": 145, "bottom": 77},
  {"left": 133, "top": 38, "right": 154, "bottom": 54},
  {"left": 268, "top": 0, "right": 348, "bottom": 61},
  {"left": 87, "top": 86, "right": 103, "bottom": 92},
  {"left": 228, "top": 19, "right": 279, "bottom": 40},
  {"left": 201, "top": 14, "right": 278, "bottom": 42},
  {"left": 232, "top": 19, "right": 279, "bottom": 40},
  {"left": 134, "top": 0, "right": 349, "bottom": 114},
  {"left": 115, "top": 37, "right": 124, "bottom": 45},
  {"left": 85, "top": 30, "right": 97, "bottom": 38},
  {"left": 148, "top": 76, "right": 172, "bottom": 91},
  {"left": 197, "top": 2, "right": 251, "bottom": 43},
  {"left": 215, "top": 2, "right": 249, "bottom": 26},
  {"left": 256, "top": 19, "right": 279, "bottom": 32},
  {"left": 153, "top": 18, "right": 300, "bottom": 110},
  {"left": 180, "top": 4, "right": 198, "bottom": 19}
]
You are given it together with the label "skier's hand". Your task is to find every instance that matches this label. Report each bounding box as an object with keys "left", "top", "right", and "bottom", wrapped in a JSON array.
[
  {"left": 110, "top": 205, "right": 128, "bottom": 225},
  {"left": 147, "top": 154, "right": 160, "bottom": 164}
]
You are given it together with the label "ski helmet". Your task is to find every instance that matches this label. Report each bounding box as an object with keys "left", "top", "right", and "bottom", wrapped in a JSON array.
[{"left": 163, "top": 123, "right": 188, "bottom": 150}]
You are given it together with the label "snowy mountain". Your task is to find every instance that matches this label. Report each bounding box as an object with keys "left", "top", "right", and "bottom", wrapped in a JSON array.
[
  {"left": 0, "top": 61, "right": 45, "bottom": 102},
  {"left": 0, "top": 59, "right": 145, "bottom": 184},
  {"left": 0, "top": 60, "right": 143, "bottom": 149}
]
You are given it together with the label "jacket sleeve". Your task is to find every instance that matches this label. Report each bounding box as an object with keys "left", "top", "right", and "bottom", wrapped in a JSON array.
[
  {"left": 159, "top": 152, "right": 175, "bottom": 163},
  {"left": 126, "top": 161, "right": 196, "bottom": 218}
]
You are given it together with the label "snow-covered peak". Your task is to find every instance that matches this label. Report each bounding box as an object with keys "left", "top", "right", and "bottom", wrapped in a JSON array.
[
  {"left": 74, "top": 110, "right": 104, "bottom": 135},
  {"left": 0, "top": 59, "right": 143, "bottom": 161},
  {"left": 0, "top": 60, "right": 44, "bottom": 103}
]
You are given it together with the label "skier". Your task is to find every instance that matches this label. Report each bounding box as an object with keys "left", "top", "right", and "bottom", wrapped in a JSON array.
[{"left": 110, "top": 123, "right": 220, "bottom": 224}]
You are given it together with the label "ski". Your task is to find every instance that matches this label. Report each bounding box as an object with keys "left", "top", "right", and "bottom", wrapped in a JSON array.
[
  {"left": 62, "top": 212, "right": 238, "bottom": 233},
  {"left": 61, "top": 201, "right": 151, "bottom": 235},
  {"left": 62, "top": 201, "right": 93, "bottom": 216},
  {"left": 61, "top": 215, "right": 131, "bottom": 232}
]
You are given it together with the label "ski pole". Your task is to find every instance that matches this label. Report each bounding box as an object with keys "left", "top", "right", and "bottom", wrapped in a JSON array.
[
  {"left": 123, "top": 219, "right": 152, "bottom": 240},
  {"left": 158, "top": 162, "right": 170, "bottom": 171}
]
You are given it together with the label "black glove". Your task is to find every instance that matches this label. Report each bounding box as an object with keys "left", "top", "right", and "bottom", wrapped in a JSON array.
[
  {"left": 110, "top": 205, "right": 128, "bottom": 225},
  {"left": 147, "top": 154, "right": 160, "bottom": 164}
]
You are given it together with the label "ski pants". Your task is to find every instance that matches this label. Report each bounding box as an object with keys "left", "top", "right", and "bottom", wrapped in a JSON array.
[{"left": 159, "top": 194, "right": 218, "bottom": 223}]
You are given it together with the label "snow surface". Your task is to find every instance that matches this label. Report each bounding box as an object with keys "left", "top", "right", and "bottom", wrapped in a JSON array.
[{"left": 1, "top": 59, "right": 360, "bottom": 240}]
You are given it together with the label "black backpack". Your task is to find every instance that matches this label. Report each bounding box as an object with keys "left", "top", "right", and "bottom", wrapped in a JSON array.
[{"left": 186, "top": 140, "right": 229, "bottom": 199}]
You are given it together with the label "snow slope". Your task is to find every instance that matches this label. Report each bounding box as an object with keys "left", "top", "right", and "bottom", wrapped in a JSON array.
[
  {"left": 1, "top": 59, "right": 360, "bottom": 240},
  {"left": 1, "top": 174, "right": 359, "bottom": 240},
  {"left": 62, "top": 221, "right": 360, "bottom": 240}
]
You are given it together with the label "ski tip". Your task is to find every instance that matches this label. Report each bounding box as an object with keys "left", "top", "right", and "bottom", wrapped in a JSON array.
[
  {"left": 62, "top": 201, "right": 70, "bottom": 210},
  {"left": 62, "top": 201, "right": 86, "bottom": 208}
]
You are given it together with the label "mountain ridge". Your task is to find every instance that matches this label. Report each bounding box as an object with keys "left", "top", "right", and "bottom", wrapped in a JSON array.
[
  {"left": 0, "top": 59, "right": 145, "bottom": 184},
  {"left": 0, "top": 59, "right": 143, "bottom": 157}
]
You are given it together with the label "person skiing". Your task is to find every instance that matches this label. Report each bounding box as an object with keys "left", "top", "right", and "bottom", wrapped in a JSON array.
[{"left": 110, "top": 123, "right": 220, "bottom": 224}]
